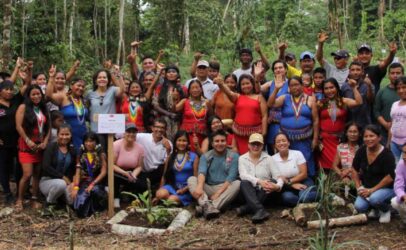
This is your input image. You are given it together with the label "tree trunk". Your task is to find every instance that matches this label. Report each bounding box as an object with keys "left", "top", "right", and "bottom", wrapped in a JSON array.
[
  {"left": 2, "top": 0, "right": 12, "bottom": 71},
  {"left": 116, "top": 0, "right": 125, "bottom": 65},
  {"left": 22, "top": 1, "right": 26, "bottom": 58},
  {"left": 133, "top": 0, "right": 140, "bottom": 41},
  {"left": 378, "top": 0, "right": 386, "bottom": 44},
  {"left": 104, "top": 0, "right": 108, "bottom": 59},
  {"left": 54, "top": 1, "right": 58, "bottom": 40},
  {"left": 93, "top": 0, "right": 100, "bottom": 62},
  {"left": 69, "top": 0, "right": 76, "bottom": 55},
  {"left": 63, "top": 0, "right": 67, "bottom": 41},
  {"left": 182, "top": 14, "right": 190, "bottom": 54}
]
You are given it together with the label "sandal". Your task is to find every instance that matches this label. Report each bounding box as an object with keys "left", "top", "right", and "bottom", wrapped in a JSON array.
[{"left": 15, "top": 200, "right": 23, "bottom": 212}]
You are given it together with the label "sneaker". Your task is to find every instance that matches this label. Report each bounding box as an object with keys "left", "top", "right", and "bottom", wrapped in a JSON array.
[
  {"left": 379, "top": 210, "right": 391, "bottom": 223},
  {"left": 368, "top": 209, "right": 379, "bottom": 219},
  {"left": 236, "top": 205, "right": 250, "bottom": 217},
  {"left": 251, "top": 209, "right": 270, "bottom": 224},
  {"left": 195, "top": 205, "right": 203, "bottom": 217},
  {"left": 203, "top": 202, "right": 220, "bottom": 220},
  {"left": 114, "top": 198, "right": 120, "bottom": 208}
]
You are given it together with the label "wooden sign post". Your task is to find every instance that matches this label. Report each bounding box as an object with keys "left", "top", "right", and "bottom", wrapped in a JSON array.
[{"left": 98, "top": 114, "right": 125, "bottom": 218}]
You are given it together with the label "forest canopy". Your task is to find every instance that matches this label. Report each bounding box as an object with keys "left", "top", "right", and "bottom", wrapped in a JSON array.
[{"left": 1, "top": 0, "right": 405, "bottom": 80}]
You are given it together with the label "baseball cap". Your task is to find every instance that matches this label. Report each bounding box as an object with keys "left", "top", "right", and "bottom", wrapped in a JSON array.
[
  {"left": 239, "top": 48, "right": 253, "bottom": 56},
  {"left": 300, "top": 51, "right": 315, "bottom": 60},
  {"left": 331, "top": 49, "right": 349, "bottom": 58},
  {"left": 249, "top": 133, "right": 264, "bottom": 144},
  {"left": 358, "top": 44, "right": 372, "bottom": 53},
  {"left": 196, "top": 60, "right": 209, "bottom": 68}
]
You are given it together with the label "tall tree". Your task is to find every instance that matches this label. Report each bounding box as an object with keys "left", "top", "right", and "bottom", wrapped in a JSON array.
[
  {"left": 69, "top": 0, "right": 77, "bottom": 55},
  {"left": 116, "top": 0, "right": 125, "bottom": 65},
  {"left": 2, "top": 0, "right": 12, "bottom": 71}
]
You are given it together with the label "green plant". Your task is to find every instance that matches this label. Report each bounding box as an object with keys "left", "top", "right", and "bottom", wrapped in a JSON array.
[{"left": 121, "top": 179, "right": 177, "bottom": 225}]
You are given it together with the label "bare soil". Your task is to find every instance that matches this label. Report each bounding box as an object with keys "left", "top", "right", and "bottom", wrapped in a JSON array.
[
  {"left": 119, "top": 211, "right": 175, "bottom": 229},
  {"left": 303, "top": 206, "right": 352, "bottom": 221},
  {"left": 1, "top": 195, "right": 406, "bottom": 250}
]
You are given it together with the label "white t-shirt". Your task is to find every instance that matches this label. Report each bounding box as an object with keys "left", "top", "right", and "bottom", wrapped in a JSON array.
[
  {"left": 271, "top": 150, "right": 306, "bottom": 178},
  {"left": 233, "top": 68, "right": 252, "bottom": 82},
  {"left": 136, "top": 133, "right": 172, "bottom": 172}
]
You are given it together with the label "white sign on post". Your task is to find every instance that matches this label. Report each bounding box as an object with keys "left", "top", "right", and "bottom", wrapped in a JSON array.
[{"left": 98, "top": 114, "right": 126, "bottom": 134}]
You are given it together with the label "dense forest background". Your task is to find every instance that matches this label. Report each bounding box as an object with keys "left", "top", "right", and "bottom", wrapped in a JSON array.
[{"left": 1, "top": 0, "right": 406, "bottom": 82}]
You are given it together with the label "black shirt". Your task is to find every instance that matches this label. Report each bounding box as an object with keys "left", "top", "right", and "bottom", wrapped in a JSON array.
[
  {"left": 365, "top": 64, "right": 386, "bottom": 94},
  {"left": 0, "top": 92, "right": 23, "bottom": 148},
  {"left": 353, "top": 146, "right": 395, "bottom": 188}
]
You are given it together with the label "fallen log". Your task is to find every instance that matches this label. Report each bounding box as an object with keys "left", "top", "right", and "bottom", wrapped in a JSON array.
[
  {"left": 307, "top": 214, "right": 367, "bottom": 229},
  {"left": 292, "top": 203, "right": 318, "bottom": 226}
]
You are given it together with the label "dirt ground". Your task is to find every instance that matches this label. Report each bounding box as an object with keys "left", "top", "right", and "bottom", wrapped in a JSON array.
[{"left": 1, "top": 196, "right": 406, "bottom": 250}]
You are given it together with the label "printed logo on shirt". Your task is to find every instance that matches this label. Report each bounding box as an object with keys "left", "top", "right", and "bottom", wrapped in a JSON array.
[{"left": 0, "top": 109, "right": 6, "bottom": 117}]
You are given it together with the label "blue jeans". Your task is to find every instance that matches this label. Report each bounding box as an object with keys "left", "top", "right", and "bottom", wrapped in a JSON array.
[
  {"left": 391, "top": 141, "right": 402, "bottom": 164},
  {"left": 354, "top": 188, "right": 395, "bottom": 213},
  {"left": 281, "top": 178, "right": 318, "bottom": 207}
]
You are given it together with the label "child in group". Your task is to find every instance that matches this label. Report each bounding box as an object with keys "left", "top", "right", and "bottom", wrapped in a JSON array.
[
  {"left": 72, "top": 132, "right": 107, "bottom": 217},
  {"left": 301, "top": 72, "right": 313, "bottom": 96},
  {"left": 49, "top": 110, "right": 65, "bottom": 143},
  {"left": 154, "top": 130, "right": 198, "bottom": 206},
  {"left": 313, "top": 67, "right": 326, "bottom": 100},
  {"left": 391, "top": 143, "right": 406, "bottom": 226}
]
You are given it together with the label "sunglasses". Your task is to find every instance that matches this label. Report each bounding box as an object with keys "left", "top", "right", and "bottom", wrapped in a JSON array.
[{"left": 99, "top": 95, "right": 104, "bottom": 106}]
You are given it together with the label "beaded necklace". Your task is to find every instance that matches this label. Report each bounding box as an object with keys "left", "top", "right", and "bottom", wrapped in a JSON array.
[
  {"left": 128, "top": 96, "right": 140, "bottom": 123},
  {"left": 70, "top": 96, "right": 86, "bottom": 124},
  {"left": 190, "top": 99, "right": 207, "bottom": 121},
  {"left": 174, "top": 153, "right": 188, "bottom": 172},
  {"left": 33, "top": 106, "right": 45, "bottom": 137},
  {"left": 291, "top": 94, "right": 305, "bottom": 119}
]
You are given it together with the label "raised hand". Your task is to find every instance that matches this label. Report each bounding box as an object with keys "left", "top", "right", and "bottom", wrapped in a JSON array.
[
  {"left": 194, "top": 51, "right": 203, "bottom": 61},
  {"left": 278, "top": 42, "right": 288, "bottom": 51},
  {"left": 156, "top": 63, "right": 165, "bottom": 73},
  {"left": 254, "top": 41, "right": 261, "bottom": 53},
  {"left": 389, "top": 41, "right": 398, "bottom": 54},
  {"left": 364, "top": 74, "right": 372, "bottom": 86},
  {"left": 158, "top": 49, "right": 165, "bottom": 57},
  {"left": 254, "top": 61, "right": 264, "bottom": 77},
  {"left": 130, "top": 40, "right": 142, "bottom": 48},
  {"left": 49, "top": 64, "right": 56, "bottom": 78},
  {"left": 318, "top": 32, "right": 329, "bottom": 43},
  {"left": 274, "top": 74, "right": 285, "bottom": 89},
  {"left": 213, "top": 74, "right": 224, "bottom": 85},
  {"left": 73, "top": 60, "right": 80, "bottom": 69},
  {"left": 16, "top": 57, "right": 24, "bottom": 68},
  {"left": 103, "top": 59, "right": 112, "bottom": 69},
  {"left": 127, "top": 53, "right": 136, "bottom": 64},
  {"left": 347, "top": 78, "right": 357, "bottom": 88}
]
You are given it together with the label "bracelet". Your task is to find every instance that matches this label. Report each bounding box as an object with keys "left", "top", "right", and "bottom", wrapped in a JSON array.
[{"left": 73, "top": 186, "right": 79, "bottom": 191}]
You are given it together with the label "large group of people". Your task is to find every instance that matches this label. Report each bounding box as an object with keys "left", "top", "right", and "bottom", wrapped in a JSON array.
[{"left": 0, "top": 32, "right": 406, "bottom": 225}]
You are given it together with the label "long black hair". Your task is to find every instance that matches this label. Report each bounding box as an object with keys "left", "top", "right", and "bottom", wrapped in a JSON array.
[
  {"left": 340, "top": 122, "right": 362, "bottom": 145},
  {"left": 164, "top": 130, "right": 190, "bottom": 187},
  {"left": 158, "top": 65, "right": 185, "bottom": 109},
  {"left": 23, "top": 85, "right": 50, "bottom": 138}
]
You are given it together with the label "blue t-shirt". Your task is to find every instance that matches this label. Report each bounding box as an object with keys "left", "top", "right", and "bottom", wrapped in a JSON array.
[{"left": 198, "top": 150, "right": 239, "bottom": 185}]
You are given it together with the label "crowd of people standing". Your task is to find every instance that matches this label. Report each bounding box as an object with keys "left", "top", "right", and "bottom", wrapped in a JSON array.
[{"left": 0, "top": 32, "right": 406, "bottom": 224}]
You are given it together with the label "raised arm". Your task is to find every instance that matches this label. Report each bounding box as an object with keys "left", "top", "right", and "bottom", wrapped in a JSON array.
[
  {"left": 110, "top": 65, "right": 125, "bottom": 98},
  {"left": 10, "top": 57, "right": 24, "bottom": 84},
  {"left": 253, "top": 61, "right": 265, "bottom": 94},
  {"left": 45, "top": 64, "right": 64, "bottom": 105},
  {"left": 214, "top": 75, "right": 239, "bottom": 103},
  {"left": 144, "top": 65, "right": 163, "bottom": 101},
  {"left": 343, "top": 79, "right": 363, "bottom": 108},
  {"left": 316, "top": 32, "right": 328, "bottom": 67},
  {"left": 278, "top": 43, "right": 287, "bottom": 61},
  {"left": 189, "top": 52, "right": 203, "bottom": 78},
  {"left": 155, "top": 49, "right": 165, "bottom": 67},
  {"left": 255, "top": 41, "right": 270, "bottom": 70},
  {"left": 267, "top": 74, "right": 286, "bottom": 108},
  {"left": 364, "top": 75, "right": 375, "bottom": 104},
  {"left": 379, "top": 42, "right": 397, "bottom": 70},
  {"left": 66, "top": 60, "right": 80, "bottom": 82}
]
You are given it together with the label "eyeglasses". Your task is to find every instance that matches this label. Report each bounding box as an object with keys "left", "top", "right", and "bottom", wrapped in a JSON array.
[{"left": 99, "top": 95, "right": 104, "bottom": 106}]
